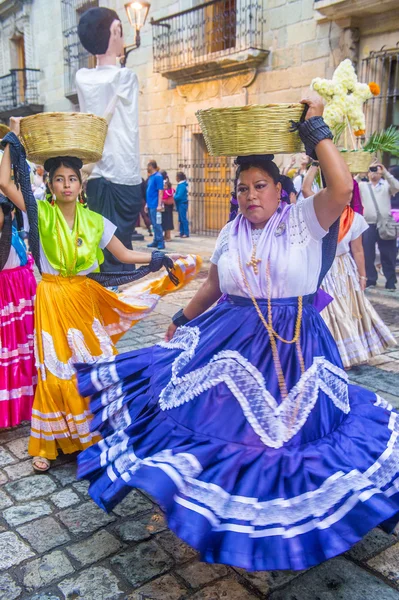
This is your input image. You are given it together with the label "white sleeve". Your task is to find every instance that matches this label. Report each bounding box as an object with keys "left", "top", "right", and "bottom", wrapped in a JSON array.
[
  {"left": 100, "top": 217, "right": 117, "bottom": 249},
  {"left": 289, "top": 195, "right": 328, "bottom": 244},
  {"left": 75, "top": 70, "right": 88, "bottom": 112},
  {"left": 117, "top": 69, "right": 137, "bottom": 104},
  {"left": 293, "top": 175, "right": 302, "bottom": 195},
  {"left": 210, "top": 223, "right": 231, "bottom": 265},
  {"left": 22, "top": 211, "right": 29, "bottom": 232},
  {"left": 351, "top": 213, "right": 369, "bottom": 240}
]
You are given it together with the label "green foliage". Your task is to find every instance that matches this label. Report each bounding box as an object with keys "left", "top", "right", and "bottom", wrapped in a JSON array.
[
  {"left": 333, "top": 122, "right": 346, "bottom": 146},
  {"left": 363, "top": 126, "right": 399, "bottom": 157}
]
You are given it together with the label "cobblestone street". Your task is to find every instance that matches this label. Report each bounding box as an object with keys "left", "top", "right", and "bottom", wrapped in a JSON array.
[{"left": 1, "top": 233, "right": 399, "bottom": 600}]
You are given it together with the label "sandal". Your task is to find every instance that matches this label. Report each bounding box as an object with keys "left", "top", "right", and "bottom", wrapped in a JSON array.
[{"left": 32, "top": 456, "right": 51, "bottom": 472}]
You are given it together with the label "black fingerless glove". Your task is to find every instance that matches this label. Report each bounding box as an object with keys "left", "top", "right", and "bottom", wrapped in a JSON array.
[
  {"left": 297, "top": 116, "right": 333, "bottom": 160},
  {"left": 149, "top": 251, "right": 179, "bottom": 285}
]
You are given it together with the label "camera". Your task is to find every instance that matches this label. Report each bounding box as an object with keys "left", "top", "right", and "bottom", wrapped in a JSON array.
[{"left": 369, "top": 166, "right": 378, "bottom": 172}]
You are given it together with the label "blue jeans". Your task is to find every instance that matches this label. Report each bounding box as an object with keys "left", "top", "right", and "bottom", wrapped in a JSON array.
[
  {"left": 176, "top": 201, "right": 189, "bottom": 236},
  {"left": 149, "top": 207, "right": 164, "bottom": 246}
]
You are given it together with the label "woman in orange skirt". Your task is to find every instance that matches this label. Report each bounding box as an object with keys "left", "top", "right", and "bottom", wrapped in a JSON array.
[{"left": 0, "top": 118, "right": 200, "bottom": 471}]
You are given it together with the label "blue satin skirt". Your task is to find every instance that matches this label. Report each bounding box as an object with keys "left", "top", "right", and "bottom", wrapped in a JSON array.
[{"left": 76, "top": 295, "right": 399, "bottom": 571}]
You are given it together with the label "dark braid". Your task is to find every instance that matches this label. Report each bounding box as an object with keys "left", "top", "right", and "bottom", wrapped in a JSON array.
[
  {"left": 0, "top": 198, "right": 13, "bottom": 271},
  {"left": 2, "top": 132, "right": 41, "bottom": 273}
]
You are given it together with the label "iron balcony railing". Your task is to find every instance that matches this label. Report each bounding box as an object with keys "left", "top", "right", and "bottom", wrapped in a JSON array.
[
  {"left": 63, "top": 24, "right": 93, "bottom": 98},
  {"left": 151, "top": 0, "right": 265, "bottom": 75},
  {"left": 0, "top": 68, "right": 41, "bottom": 112},
  {"left": 61, "top": 0, "right": 98, "bottom": 98}
]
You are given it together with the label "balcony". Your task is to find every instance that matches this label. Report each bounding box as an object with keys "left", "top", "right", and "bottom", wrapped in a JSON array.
[
  {"left": 151, "top": 0, "right": 267, "bottom": 83},
  {"left": 314, "top": 0, "right": 399, "bottom": 23},
  {"left": 0, "top": 69, "right": 43, "bottom": 120}
]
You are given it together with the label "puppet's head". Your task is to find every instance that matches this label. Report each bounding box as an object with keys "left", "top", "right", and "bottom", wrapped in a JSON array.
[{"left": 78, "top": 7, "right": 124, "bottom": 57}]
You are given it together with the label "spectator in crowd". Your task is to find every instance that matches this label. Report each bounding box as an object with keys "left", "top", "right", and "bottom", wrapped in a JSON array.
[
  {"left": 174, "top": 171, "right": 189, "bottom": 238},
  {"left": 146, "top": 160, "right": 165, "bottom": 250},
  {"left": 358, "top": 163, "right": 399, "bottom": 290},
  {"left": 293, "top": 154, "right": 320, "bottom": 202},
  {"left": 132, "top": 178, "right": 152, "bottom": 237},
  {"left": 280, "top": 175, "right": 297, "bottom": 204},
  {"left": 32, "top": 165, "right": 46, "bottom": 200},
  {"left": 161, "top": 171, "right": 175, "bottom": 242},
  {"left": 390, "top": 165, "right": 399, "bottom": 209}
]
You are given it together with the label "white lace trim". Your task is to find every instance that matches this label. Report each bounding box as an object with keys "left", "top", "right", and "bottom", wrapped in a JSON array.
[
  {"left": 157, "top": 326, "right": 349, "bottom": 448},
  {"left": 38, "top": 318, "right": 115, "bottom": 381},
  {"left": 99, "top": 402, "right": 399, "bottom": 536},
  {"left": 210, "top": 222, "right": 232, "bottom": 265},
  {"left": 288, "top": 202, "right": 311, "bottom": 247},
  {"left": 0, "top": 383, "right": 36, "bottom": 401}
]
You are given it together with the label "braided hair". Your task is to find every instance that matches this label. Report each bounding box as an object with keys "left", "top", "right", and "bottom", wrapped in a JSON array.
[{"left": 229, "top": 154, "right": 291, "bottom": 221}]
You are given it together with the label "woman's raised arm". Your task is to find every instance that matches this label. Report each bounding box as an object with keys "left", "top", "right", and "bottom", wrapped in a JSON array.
[
  {"left": 300, "top": 95, "right": 353, "bottom": 231},
  {"left": 0, "top": 118, "right": 26, "bottom": 212}
]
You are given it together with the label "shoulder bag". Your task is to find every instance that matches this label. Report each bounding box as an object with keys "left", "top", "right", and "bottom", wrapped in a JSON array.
[{"left": 368, "top": 183, "right": 398, "bottom": 241}]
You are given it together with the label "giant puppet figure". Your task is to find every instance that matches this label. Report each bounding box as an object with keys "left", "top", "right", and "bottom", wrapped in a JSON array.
[{"left": 76, "top": 7, "right": 141, "bottom": 273}]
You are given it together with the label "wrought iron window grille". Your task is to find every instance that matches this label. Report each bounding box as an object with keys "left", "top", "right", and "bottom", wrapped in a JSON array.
[
  {"left": 151, "top": 0, "right": 266, "bottom": 82},
  {"left": 360, "top": 44, "right": 399, "bottom": 165},
  {"left": 178, "top": 123, "right": 234, "bottom": 236},
  {"left": 61, "top": 0, "right": 99, "bottom": 100},
  {"left": 0, "top": 68, "right": 41, "bottom": 113}
]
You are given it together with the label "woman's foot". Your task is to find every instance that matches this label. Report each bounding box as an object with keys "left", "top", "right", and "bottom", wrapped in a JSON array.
[
  {"left": 32, "top": 456, "right": 51, "bottom": 472},
  {"left": 181, "top": 234, "right": 189, "bottom": 238},
  {"left": 164, "top": 232, "right": 171, "bottom": 241}
]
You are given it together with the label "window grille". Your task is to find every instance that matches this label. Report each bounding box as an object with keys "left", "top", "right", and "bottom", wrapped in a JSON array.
[{"left": 61, "top": 0, "right": 99, "bottom": 100}]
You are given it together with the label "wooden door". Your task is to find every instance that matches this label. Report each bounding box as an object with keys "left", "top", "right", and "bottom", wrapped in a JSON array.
[
  {"left": 205, "top": 0, "right": 236, "bottom": 54},
  {"left": 12, "top": 35, "right": 26, "bottom": 103},
  {"left": 204, "top": 152, "right": 231, "bottom": 231}
]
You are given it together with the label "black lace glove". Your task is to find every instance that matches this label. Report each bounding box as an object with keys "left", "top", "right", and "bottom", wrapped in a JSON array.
[
  {"left": 149, "top": 251, "right": 179, "bottom": 285},
  {"left": 290, "top": 115, "right": 333, "bottom": 160}
]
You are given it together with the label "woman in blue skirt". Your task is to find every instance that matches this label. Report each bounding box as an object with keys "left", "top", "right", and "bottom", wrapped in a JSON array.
[{"left": 76, "top": 95, "right": 399, "bottom": 571}]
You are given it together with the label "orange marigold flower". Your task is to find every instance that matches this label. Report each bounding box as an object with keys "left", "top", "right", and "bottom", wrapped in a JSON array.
[
  {"left": 354, "top": 129, "right": 365, "bottom": 137},
  {"left": 368, "top": 82, "right": 380, "bottom": 96}
]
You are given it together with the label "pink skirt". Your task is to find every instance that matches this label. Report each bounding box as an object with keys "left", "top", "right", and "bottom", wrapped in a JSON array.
[{"left": 0, "top": 259, "right": 37, "bottom": 428}]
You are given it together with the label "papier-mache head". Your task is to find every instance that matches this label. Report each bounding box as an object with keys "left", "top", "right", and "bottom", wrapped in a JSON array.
[{"left": 78, "top": 7, "right": 124, "bottom": 57}]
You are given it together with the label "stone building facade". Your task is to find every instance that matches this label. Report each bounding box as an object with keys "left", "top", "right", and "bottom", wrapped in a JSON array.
[{"left": 0, "top": 0, "right": 397, "bottom": 233}]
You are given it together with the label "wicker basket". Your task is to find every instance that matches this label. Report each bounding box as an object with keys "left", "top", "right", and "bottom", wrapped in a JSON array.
[
  {"left": 340, "top": 150, "right": 374, "bottom": 174},
  {"left": 20, "top": 112, "right": 108, "bottom": 165},
  {"left": 0, "top": 124, "right": 10, "bottom": 139},
  {"left": 196, "top": 104, "right": 304, "bottom": 156}
]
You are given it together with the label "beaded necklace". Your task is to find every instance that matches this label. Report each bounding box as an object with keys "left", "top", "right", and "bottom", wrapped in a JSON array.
[{"left": 239, "top": 227, "right": 305, "bottom": 400}]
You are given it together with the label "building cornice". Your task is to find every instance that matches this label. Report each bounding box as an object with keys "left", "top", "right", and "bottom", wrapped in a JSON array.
[{"left": 0, "top": 0, "right": 32, "bottom": 21}]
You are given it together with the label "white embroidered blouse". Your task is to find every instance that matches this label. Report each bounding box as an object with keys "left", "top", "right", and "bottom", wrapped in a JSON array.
[
  {"left": 210, "top": 196, "right": 328, "bottom": 299},
  {"left": 336, "top": 212, "right": 368, "bottom": 256}
]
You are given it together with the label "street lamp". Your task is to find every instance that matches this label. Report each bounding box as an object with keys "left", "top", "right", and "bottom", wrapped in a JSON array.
[{"left": 121, "top": 1, "right": 150, "bottom": 66}]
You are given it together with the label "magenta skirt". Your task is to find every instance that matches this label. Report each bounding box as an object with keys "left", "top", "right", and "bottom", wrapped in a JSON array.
[{"left": 0, "top": 258, "right": 37, "bottom": 428}]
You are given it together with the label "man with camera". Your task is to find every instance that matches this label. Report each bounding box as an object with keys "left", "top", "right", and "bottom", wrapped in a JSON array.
[{"left": 358, "top": 163, "right": 399, "bottom": 290}]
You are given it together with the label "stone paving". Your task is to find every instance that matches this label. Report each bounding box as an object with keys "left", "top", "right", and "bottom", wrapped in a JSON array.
[{"left": 2, "top": 232, "right": 399, "bottom": 599}]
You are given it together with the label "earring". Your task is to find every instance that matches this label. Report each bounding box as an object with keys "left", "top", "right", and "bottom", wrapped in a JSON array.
[
  {"left": 78, "top": 193, "right": 84, "bottom": 204},
  {"left": 51, "top": 193, "right": 56, "bottom": 206}
]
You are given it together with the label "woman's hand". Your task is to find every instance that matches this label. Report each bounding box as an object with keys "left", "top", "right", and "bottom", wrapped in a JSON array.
[
  {"left": 300, "top": 92, "right": 324, "bottom": 120},
  {"left": 360, "top": 278, "right": 367, "bottom": 292},
  {"left": 9, "top": 117, "right": 22, "bottom": 136},
  {"left": 166, "top": 253, "right": 188, "bottom": 261},
  {"left": 165, "top": 323, "right": 177, "bottom": 342}
]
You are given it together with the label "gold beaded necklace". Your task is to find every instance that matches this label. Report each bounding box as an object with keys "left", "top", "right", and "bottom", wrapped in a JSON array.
[{"left": 238, "top": 242, "right": 305, "bottom": 400}]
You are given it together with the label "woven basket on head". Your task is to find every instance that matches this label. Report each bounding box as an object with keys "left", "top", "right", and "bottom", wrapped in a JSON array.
[
  {"left": 0, "top": 124, "right": 10, "bottom": 139},
  {"left": 20, "top": 112, "right": 108, "bottom": 165},
  {"left": 340, "top": 150, "right": 373, "bottom": 174},
  {"left": 196, "top": 104, "right": 304, "bottom": 156}
]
